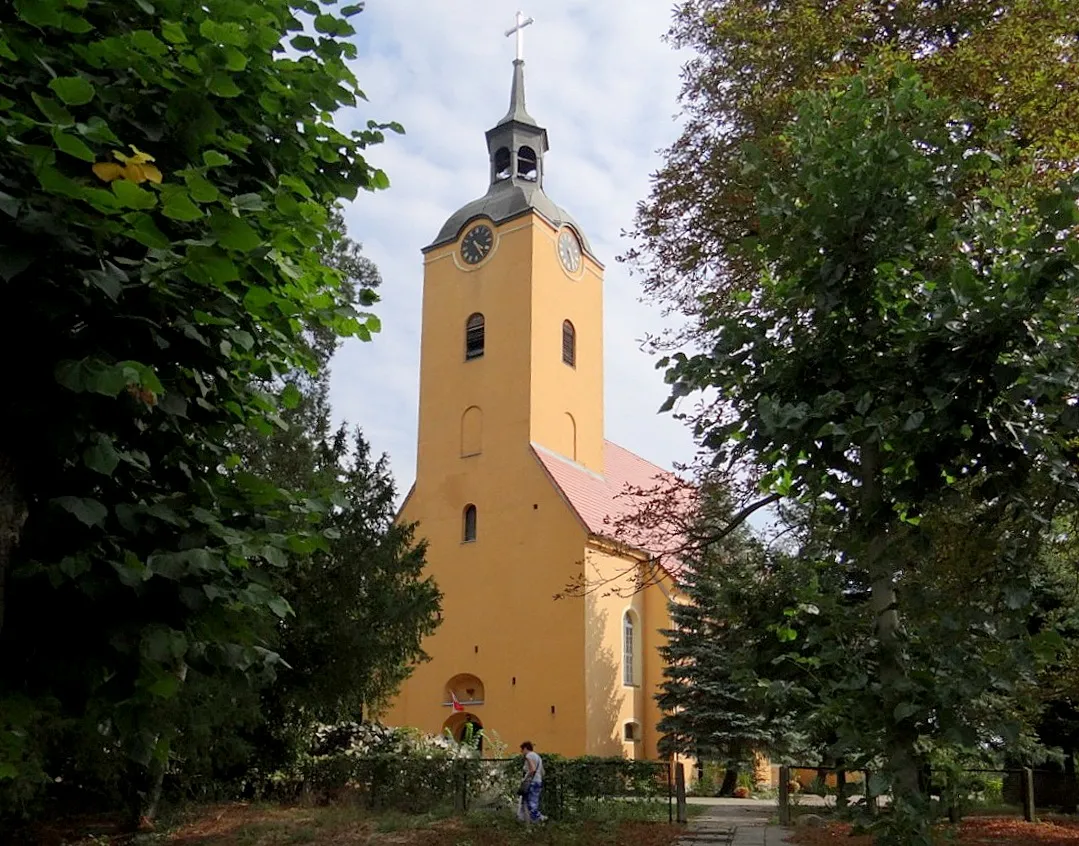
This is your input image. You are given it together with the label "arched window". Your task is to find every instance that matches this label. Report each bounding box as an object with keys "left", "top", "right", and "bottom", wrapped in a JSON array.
[
  {"left": 463, "top": 504, "right": 477, "bottom": 542},
  {"left": 465, "top": 313, "right": 485, "bottom": 360},
  {"left": 494, "top": 147, "right": 511, "bottom": 181},
  {"left": 517, "top": 146, "right": 538, "bottom": 181},
  {"left": 562, "top": 320, "right": 576, "bottom": 367},
  {"left": 623, "top": 612, "right": 637, "bottom": 686},
  {"left": 624, "top": 722, "right": 641, "bottom": 742}
]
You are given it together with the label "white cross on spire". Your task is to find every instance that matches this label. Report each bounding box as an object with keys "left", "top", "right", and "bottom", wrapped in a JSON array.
[{"left": 505, "top": 10, "right": 534, "bottom": 62}]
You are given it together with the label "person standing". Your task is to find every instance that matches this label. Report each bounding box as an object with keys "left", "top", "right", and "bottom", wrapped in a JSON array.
[{"left": 517, "top": 741, "right": 545, "bottom": 823}]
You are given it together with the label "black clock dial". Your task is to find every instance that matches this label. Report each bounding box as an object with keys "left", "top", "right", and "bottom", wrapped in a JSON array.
[
  {"left": 558, "top": 229, "right": 582, "bottom": 273},
  {"left": 461, "top": 225, "right": 494, "bottom": 264}
]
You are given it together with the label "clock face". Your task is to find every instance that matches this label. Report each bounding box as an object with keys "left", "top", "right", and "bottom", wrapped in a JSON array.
[
  {"left": 558, "top": 229, "right": 582, "bottom": 273},
  {"left": 460, "top": 224, "right": 494, "bottom": 264}
]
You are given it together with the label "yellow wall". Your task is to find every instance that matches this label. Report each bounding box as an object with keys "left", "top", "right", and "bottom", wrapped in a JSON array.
[
  {"left": 527, "top": 222, "right": 604, "bottom": 473},
  {"left": 583, "top": 547, "right": 673, "bottom": 760},
  {"left": 381, "top": 212, "right": 604, "bottom": 753}
]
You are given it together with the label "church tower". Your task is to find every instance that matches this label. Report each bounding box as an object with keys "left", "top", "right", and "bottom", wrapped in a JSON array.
[
  {"left": 414, "top": 58, "right": 604, "bottom": 485},
  {"left": 383, "top": 36, "right": 677, "bottom": 762}
]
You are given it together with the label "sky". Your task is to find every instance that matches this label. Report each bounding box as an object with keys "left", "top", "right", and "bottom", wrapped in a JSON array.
[{"left": 328, "top": 1, "right": 699, "bottom": 491}]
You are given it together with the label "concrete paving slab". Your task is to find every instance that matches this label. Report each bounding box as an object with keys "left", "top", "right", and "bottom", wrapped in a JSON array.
[{"left": 677, "top": 798, "right": 794, "bottom": 846}]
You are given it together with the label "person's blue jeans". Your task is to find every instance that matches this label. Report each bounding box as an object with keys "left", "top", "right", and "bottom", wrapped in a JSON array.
[{"left": 525, "top": 781, "right": 543, "bottom": 821}]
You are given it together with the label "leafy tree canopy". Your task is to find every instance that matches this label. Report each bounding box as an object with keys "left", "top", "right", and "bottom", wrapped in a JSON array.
[
  {"left": 629, "top": 0, "right": 1079, "bottom": 323},
  {"left": 0, "top": 0, "right": 399, "bottom": 821},
  {"left": 642, "top": 62, "right": 1079, "bottom": 844}
]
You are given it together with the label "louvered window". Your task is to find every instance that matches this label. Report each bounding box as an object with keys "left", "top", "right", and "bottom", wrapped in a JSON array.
[
  {"left": 562, "top": 320, "right": 575, "bottom": 367},
  {"left": 465, "top": 313, "right": 485, "bottom": 360},
  {"left": 463, "top": 504, "right": 477, "bottom": 542}
]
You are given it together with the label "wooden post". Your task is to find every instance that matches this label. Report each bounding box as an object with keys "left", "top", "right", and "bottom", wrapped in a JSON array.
[
  {"left": 676, "top": 762, "right": 688, "bottom": 824},
  {"left": 1022, "top": 767, "right": 1036, "bottom": 823},
  {"left": 865, "top": 769, "right": 878, "bottom": 817},
  {"left": 778, "top": 765, "right": 791, "bottom": 826},
  {"left": 836, "top": 767, "right": 847, "bottom": 809},
  {"left": 668, "top": 760, "right": 674, "bottom": 824}
]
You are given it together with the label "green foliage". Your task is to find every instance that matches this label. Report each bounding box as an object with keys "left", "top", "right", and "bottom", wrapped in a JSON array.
[
  {"left": 0, "top": 0, "right": 398, "bottom": 824},
  {"left": 629, "top": 0, "right": 1079, "bottom": 320},
  {"left": 540, "top": 755, "right": 669, "bottom": 802},
  {"left": 242, "top": 376, "right": 441, "bottom": 763},
  {"left": 657, "top": 529, "right": 796, "bottom": 764},
  {"left": 641, "top": 62, "right": 1079, "bottom": 845}
]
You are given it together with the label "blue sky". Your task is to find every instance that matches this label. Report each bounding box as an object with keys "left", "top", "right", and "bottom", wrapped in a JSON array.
[{"left": 328, "top": 1, "right": 698, "bottom": 492}]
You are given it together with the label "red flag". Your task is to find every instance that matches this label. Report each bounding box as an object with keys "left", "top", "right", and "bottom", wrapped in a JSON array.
[{"left": 451, "top": 692, "right": 464, "bottom": 712}]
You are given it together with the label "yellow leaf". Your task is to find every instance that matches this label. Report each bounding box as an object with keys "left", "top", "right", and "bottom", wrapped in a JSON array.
[
  {"left": 92, "top": 162, "right": 124, "bottom": 182},
  {"left": 141, "top": 163, "right": 163, "bottom": 184},
  {"left": 123, "top": 163, "right": 148, "bottom": 184},
  {"left": 127, "top": 146, "right": 156, "bottom": 164}
]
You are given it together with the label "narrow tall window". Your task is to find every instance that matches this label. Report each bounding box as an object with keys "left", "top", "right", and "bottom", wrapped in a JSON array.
[
  {"left": 494, "top": 147, "right": 511, "bottom": 181},
  {"left": 463, "top": 504, "right": 477, "bottom": 542},
  {"left": 465, "top": 313, "right": 485, "bottom": 360},
  {"left": 517, "top": 146, "right": 538, "bottom": 181},
  {"left": 562, "top": 320, "right": 576, "bottom": 367},
  {"left": 623, "top": 612, "right": 636, "bottom": 686}
]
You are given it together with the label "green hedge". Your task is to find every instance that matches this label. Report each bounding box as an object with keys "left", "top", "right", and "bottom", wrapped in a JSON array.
[{"left": 294, "top": 753, "right": 671, "bottom": 817}]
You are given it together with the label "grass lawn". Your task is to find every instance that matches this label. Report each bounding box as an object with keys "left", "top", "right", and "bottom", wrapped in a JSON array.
[
  {"left": 789, "top": 816, "right": 1079, "bottom": 845},
  {"left": 27, "top": 799, "right": 686, "bottom": 846}
]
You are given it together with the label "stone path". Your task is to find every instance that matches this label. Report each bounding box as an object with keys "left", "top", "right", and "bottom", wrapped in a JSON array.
[{"left": 678, "top": 799, "right": 795, "bottom": 846}]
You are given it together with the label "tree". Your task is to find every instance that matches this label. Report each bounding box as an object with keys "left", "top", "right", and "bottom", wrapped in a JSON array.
[
  {"left": 659, "top": 535, "right": 805, "bottom": 792},
  {"left": 628, "top": 0, "right": 1079, "bottom": 331},
  {"left": 644, "top": 66, "right": 1079, "bottom": 843},
  {"left": 241, "top": 374, "right": 440, "bottom": 763},
  {"left": 658, "top": 497, "right": 879, "bottom": 793},
  {"left": 0, "top": 0, "right": 396, "bottom": 825}
]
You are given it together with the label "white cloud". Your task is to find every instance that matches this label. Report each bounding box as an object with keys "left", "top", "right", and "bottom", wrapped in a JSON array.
[{"left": 329, "top": 1, "right": 697, "bottom": 492}]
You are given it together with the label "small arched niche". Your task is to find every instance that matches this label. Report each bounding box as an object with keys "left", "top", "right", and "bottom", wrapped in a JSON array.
[
  {"left": 494, "top": 147, "right": 511, "bottom": 181},
  {"left": 442, "top": 712, "right": 484, "bottom": 751},
  {"left": 445, "top": 673, "right": 485, "bottom": 706},
  {"left": 461, "top": 406, "right": 483, "bottom": 457},
  {"left": 517, "top": 146, "right": 538, "bottom": 181},
  {"left": 562, "top": 412, "right": 576, "bottom": 462}
]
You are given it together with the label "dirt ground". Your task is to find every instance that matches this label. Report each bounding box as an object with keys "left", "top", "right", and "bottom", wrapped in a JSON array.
[{"left": 23, "top": 801, "right": 684, "bottom": 846}]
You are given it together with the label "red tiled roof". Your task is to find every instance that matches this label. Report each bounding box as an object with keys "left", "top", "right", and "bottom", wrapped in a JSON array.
[{"left": 531, "top": 440, "right": 690, "bottom": 574}]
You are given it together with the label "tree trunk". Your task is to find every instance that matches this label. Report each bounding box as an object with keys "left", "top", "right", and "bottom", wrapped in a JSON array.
[
  {"left": 0, "top": 450, "right": 27, "bottom": 638},
  {"left": 718, "top": 767, "right": 739, "bottom": 797},
  {"left": 861, "top": 440, "right": 925, "bottom": 827}
]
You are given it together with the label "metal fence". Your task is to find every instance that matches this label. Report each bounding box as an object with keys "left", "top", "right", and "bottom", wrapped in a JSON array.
[
  {"left": 299, "top": 754, "right": 674, "bottom": 821},
  {"left": 776, "top": 764, "right": 1052, "bottom": 824}
]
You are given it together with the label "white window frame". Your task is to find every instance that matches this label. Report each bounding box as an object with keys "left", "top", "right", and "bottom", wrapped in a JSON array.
[{"left": 623, "top": 611, "right": 637, "bottom": 687}]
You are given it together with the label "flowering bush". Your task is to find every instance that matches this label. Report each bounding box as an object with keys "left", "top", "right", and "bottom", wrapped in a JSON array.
[{"left": 287, "top": 722, "right": 514, "bottom": 812}]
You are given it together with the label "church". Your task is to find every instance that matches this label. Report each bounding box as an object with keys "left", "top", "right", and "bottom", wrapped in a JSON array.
[{"left": 381, "top": 40, "right": 683, "bottom": 762}]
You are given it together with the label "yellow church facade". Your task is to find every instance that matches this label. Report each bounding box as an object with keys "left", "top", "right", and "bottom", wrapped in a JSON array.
[{"left": 381, "top": 57, "right": 681, "bottom": 761}]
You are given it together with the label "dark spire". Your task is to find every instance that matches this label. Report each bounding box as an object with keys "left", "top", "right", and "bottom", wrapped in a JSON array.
[{"left": 497, "top": 59, "right": 537, "bottom": 127}]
